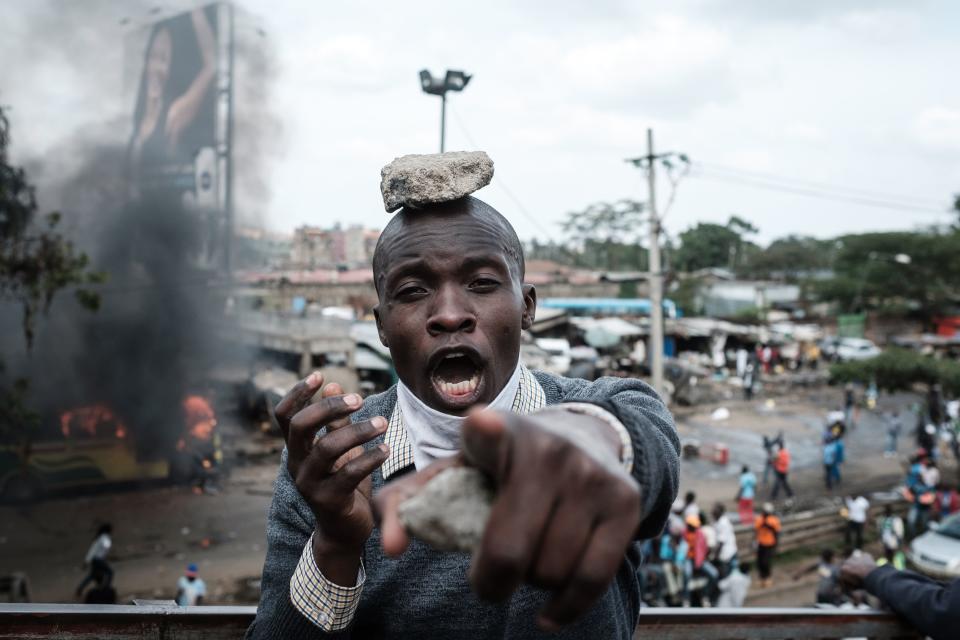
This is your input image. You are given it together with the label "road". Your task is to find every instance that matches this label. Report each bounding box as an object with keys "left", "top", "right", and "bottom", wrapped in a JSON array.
[{"left": 1, "top": 385, "right": 951, "bottom": 607}]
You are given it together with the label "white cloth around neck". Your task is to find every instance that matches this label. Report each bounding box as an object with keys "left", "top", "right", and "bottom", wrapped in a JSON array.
[{"left": 396, "top": 362, "right": 522, "bottom": 470}]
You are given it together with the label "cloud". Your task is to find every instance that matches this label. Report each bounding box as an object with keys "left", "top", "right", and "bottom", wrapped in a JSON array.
[
  {"left": 913, "top": 106, "right": 960, "bottom": 152},
  {"left": 555, "top": 15, "right": 736, "bottom": 114}
]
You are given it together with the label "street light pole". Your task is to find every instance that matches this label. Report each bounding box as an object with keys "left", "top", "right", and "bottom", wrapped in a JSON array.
[
  {"left": 419, "top": 69, "right": 471, "bottom": 153},
  {"left": 440, "top": 93, "right": 446, "bottom": 153}
]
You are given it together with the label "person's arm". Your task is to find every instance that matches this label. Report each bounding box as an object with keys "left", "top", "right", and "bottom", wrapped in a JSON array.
[
  {"left": 842, "top": 556, "right": 960, "bottom": 640},
  {"left": 246, "top": 376, "right": 388, "bottom": 639},
  {"left": 374, "top": 373, "right": 676, "bottom": 632},
  {"left": 542, "top": 374, "right": 680, "bottom": 539},
  {"left": 165, "top": 8, "right": 217, "bottom": 149}
]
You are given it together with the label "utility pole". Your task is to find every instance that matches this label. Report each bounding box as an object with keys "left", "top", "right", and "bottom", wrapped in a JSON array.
[
  {"left": 644, "top": 129, "right": 665, "bottom": 398},
  {"left": 626, "top": 129, "right": 689, "bottom": 400}
]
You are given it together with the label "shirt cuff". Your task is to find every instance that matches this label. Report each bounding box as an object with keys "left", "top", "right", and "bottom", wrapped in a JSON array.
[
  {"left": 290, "top": 533, "right": 365, "bottom": 632},
  {"left": 557, "top": 402, "right": 634, "bottom": 473}
]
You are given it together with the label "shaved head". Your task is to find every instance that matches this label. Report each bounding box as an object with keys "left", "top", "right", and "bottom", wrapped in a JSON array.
[{"left": 372, "top": 196, "right": 525, "bottom": 296}]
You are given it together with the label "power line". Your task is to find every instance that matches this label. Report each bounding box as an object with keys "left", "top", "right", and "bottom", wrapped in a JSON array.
[
  {"left": 697, "top": 161, "right": 944, "bottom": 207},
  {"left": 446, "top": 104, "right": 559, "bottom": 242},
  {"left": 690, "top": 167, "right": 950, "bottom": 215}
]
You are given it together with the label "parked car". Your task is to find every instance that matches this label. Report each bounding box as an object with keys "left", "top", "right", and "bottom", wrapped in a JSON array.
[
  {"left": 908, "top": 513, "right": 960, "bottom": 579},
  {"left": 834, "top": 338, "right": 882, "bottom": 362}
]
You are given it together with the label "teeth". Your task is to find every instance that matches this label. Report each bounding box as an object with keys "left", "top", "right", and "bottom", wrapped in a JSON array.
[
  {"left": 444, "top": 353, "right": 463, "bottom": 359},
  {"left": 438, "top": 373, "right": 480, "bottom": 397}
]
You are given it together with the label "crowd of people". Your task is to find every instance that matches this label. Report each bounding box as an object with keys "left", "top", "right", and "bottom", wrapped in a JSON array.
[{"left": 638, "top": 493, "right": 742, "bottom": 607}]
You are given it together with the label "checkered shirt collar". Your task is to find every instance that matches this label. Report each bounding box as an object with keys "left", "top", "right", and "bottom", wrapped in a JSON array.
[{"left": 381, "top": 364, "right": 545, "bottom": 480}]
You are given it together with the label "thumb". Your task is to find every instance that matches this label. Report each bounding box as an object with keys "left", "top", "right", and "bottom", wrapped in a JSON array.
[{"left": 461, "top": 409, "right": 509, "bottom": 479}]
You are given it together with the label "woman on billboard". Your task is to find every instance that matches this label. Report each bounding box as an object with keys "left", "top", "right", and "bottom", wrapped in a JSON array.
[{"left": 127, "top": 7, "right": 217, "bottom": 198}]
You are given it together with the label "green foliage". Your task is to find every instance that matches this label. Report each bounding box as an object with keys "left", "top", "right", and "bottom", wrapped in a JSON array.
[
  {"left": 830, "top": 348, "right": 960, "bottom": 395},
  {"left": 669, "top": 276, "right": 703, "bottom": 316},
  {"left": 672, "top": 215, "right": 760, "bottom": 274},
  {"left": 0, "top": 104, "right": 103, "bottom": 447},
  {"left": 813, "top": 231, "right": 960, "bottom": 318},
  {"left": 557, "top": 200, "right": 648, "bottom": 271},
  {"left": 0, "top": 105, "right": 104, "bottom": 348},
  {"left": 747, "top": 235, "right": 836, "bottom": 280}
]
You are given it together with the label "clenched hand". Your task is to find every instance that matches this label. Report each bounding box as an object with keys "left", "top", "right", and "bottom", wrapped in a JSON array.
[{"left": 376, "top": 406, "right": 641, "bottom": 631}]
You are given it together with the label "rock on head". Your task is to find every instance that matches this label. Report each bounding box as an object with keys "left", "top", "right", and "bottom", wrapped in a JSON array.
[{"left": 380, "top": 151, "right": 494, "bottom": 213}]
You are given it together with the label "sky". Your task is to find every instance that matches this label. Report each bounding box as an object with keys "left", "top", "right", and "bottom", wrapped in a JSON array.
[{"left": 2, "top": 0, "right": 960, "bottom": 245}]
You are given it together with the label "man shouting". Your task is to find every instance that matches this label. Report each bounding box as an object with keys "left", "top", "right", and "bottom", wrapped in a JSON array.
[{"left": 248, "top": 153, "right": 679, "bottom": 639}]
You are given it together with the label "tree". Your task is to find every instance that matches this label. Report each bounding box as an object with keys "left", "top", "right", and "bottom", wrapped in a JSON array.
[
  {"left": 559, "top": 200, "right": 647, "bottom": 271},
  {"left": 1, "top": 107, "right": 103, "bottom": 347},
  {"left": 672, "top": 215, "right": 760, "bottom": 274},
  {"left": 747, "top": 235, "right": 836, "bottom": 281},
  {"left": 0, "top": 105, "right": 103, "bottom": 449},
  {"left": 813, "top": 230, "right": 960, "bottom": 320},
  {"left": 831, "top": 348, "right": 960, "bottom": 396}
]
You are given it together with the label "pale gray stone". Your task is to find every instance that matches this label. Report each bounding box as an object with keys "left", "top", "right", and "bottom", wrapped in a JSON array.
[
  {"left": 380, "top": 151, "right": 494, "bottom": 213},
  {"left": 397, "top": 466, "right": 494, "bottom": 552}
]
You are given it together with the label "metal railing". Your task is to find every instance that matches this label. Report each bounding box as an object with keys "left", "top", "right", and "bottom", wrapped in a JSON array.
[{"left": 0, "top": 604, "right": 922, "bottom": 639}]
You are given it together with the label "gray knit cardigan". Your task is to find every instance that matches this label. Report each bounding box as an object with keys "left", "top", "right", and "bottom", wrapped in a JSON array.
[{"left": 247, "top": 371, "right": 679, "bottom": 639}]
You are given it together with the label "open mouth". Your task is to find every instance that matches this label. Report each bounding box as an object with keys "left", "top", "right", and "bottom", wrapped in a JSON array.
[{"left": 430, "top": 349, "right": 485, "bottom": 407}]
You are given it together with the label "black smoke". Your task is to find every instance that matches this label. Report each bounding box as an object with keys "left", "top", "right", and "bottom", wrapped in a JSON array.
[{"left": 1, "top": 1, "right": 280, "bottom": 457}]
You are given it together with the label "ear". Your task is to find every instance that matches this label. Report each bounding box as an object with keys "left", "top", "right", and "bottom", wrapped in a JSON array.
[
  {"left": 374, "top": 304, "right": 389, "bottom": 348},
  {"left": 520, "top": 284, "right": 537, "bottom": 331}
]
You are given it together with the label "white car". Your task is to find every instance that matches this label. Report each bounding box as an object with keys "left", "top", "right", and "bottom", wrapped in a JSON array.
[
  {"left": 834, "top": 338, "right": 881, "bottom": 361},
  {"left": 908, "top": 513, "right": 960, "bottom": 579}
]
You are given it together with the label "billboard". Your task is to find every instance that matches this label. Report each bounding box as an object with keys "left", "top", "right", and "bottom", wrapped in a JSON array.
[{"left": 125, "top": 4, "right": 231, "bottom": 270}]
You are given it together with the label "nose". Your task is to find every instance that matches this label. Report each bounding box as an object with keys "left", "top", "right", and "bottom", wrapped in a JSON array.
[{"left": 427, "top": 285, "right": 476, "bottom": 335}]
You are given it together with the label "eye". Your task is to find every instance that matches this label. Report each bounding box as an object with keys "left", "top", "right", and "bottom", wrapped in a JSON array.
[
  {"left": 395, "top": 284, "right": 428, "bottom": 300},
  {"left": 469, "top": 277, "right": 500, "bottom": 292}
]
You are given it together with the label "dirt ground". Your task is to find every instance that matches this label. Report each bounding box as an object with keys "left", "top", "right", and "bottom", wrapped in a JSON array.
[{"left": 1, "top": 384, "right": 954, "bottom": 607}]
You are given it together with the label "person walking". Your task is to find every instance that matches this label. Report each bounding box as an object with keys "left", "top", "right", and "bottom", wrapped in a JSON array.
[
  {"left": 878, "top": 505, "right": 906, "bottom": 570},
  {"left": 743, "top": 362, "right": 756, "bottom": 401},
  {"left": 175, "top": 563, "right": 207, "bottom": 606},
  {"left": 844, "top": 495, "right": 870, "bottom": 550},
  {"left": 844, "top": 383, "right": 857, "bottom": 429},
  {"left": 770, "top": 443, "right": 794, "bottom": 500},
  {"left": 736, "top": 465, "right": 757, "bottom": 523},
  {"left": 76, "top": 524, "right": 113, "bottom": 598},
  {"left": 761, "top": 432, "right": 783, "bottom": 486},
  {"left": 823, "top": 438, "right": 839, "bottom": 490},
  {"left": 754, "top": 503, "right": 781, "bottom": 588},
  {"left": 884, "top": 409, "right": 902, "bottom": 457},
  {"left": 712, "top": 503, "right": 738, "bottom": 577}
]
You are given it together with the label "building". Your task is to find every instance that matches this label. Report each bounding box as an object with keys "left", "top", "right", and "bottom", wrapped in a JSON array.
[{"left": 291, "top": 225, "right": 380, "bottom": 269}]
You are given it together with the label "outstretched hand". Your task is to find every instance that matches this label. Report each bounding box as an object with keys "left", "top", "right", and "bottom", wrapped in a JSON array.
[
  {"left": 376, "top": 407, "right": 641, "bottom": 631},
  {"left": 275, "top": 372, "right": 389, "bottom": 567}
]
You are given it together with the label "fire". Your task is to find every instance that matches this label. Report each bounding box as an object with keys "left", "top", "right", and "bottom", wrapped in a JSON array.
[
  {"left": 60, "top": 405, "right": 128, "bottom": 440},
  {"left": 183, "top": 395, "right": 216, "bottom": 441}
]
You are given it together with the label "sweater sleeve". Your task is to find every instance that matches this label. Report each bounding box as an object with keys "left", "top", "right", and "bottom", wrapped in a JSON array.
[
  {"left": 245, "top": 448, "right": 354, "bottom": 639},
  {"left": 864, "top": 565, "right": 960, "bottom": 640},
  {"left": 540, "top": 374, "right": 680, "bottom": 539}
]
